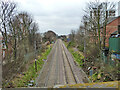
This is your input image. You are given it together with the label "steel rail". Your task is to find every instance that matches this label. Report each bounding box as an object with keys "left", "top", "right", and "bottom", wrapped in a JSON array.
[{"left": 61, "top": 41, "right": 77, "bottom": 84}]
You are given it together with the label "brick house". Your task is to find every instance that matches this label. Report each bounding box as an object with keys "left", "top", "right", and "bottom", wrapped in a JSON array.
[{"left": 103, "top": 16, "right": 120, "bottom": 46}]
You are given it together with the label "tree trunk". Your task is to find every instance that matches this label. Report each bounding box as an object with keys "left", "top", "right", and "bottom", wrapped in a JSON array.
[
  {"left": 103, "top": 10, "right": 108, "bottom": 49},
  {"left": 14, "top": 37, "right": 17, "bottom": 59},
  {"left": 97, "top": 9, "right": 101, "bottom": 50}
]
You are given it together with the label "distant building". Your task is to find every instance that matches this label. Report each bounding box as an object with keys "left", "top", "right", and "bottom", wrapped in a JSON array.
[
  {"left": 118, "top": 1, "right": 120, "bottom": 16},
  {"left": 90, "top": 2, "right": 116, "bottom": 19},
  {"left": 101, "top": 1, "right": 120, "bottom": 46},
  {"left": 101, "top": 16, "right": 120, "bottom": 46}
]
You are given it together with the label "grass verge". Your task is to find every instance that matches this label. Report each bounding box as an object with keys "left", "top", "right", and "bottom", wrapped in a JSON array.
[{"left": 64, "top": 41, "right": 84, "bottom": 67}]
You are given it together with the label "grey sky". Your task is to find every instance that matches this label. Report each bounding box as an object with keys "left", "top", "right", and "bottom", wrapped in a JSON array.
[{"left": 12, "top": 0, "right": 119, "bottom": 35}]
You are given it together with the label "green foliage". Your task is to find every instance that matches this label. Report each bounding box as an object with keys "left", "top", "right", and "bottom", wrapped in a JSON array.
[
  {"left": 64, "top": 41, "right": 68, "bottom": 47},
  {"left": 64, "top": 41, "right": 84, "bottom": 67},
  {"left": 69, "top": 48, "right": 84, "bottom": 67},
  {"left": 89, "top": 72, "right": 102, "bottom": 82},
  {"left": 77, "top": 45, "right": 84, "bottom": 52},
  {"left": 67, "top": 41, "right": 76, "bottom": 48},
  {"left": 91, "top": 72, "right": 98, "bottom": 81}
]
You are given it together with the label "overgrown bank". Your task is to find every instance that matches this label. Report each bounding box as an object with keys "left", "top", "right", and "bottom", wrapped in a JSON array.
[
  {"left": 64, "top": 42, "right": 84, "bottom": 68},
  {"left": 3, "top": 45, "right": 52, "bottom": 88},
  {"left": 64, "top": 41, "right": 119, "bottom": 83}
]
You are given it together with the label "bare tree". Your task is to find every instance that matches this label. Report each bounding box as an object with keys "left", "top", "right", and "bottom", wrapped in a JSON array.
[
  {"left": 7, "top": 12, "right": 39, "bottom": 60},
  {"left": 69, "top": 30, "right": 76, "bottom": 42},
  {"left": 0, "top": 1, "right": 16, "bottom": 50},
  {"left": 1, "top": 1, "right": 42, "bottom": 86},
  {"left": 29, "top": 22, "right": 39, "bottom": 48},
  {"left": 43, "top": 31, "right": 57, "bottom": 43},
  {"left": 14, "top": 12, "right": 33, "bottom": 54},
  {"left": 83, "top": 0, "right": 103, "bottom": 49},
  {"left": 75, "top": 26, "right": 84, "bottom": 46},
  {"left": 101, "top": 2, "right": 116, "bottom": 49},
  {"left": 83, "top": 1, "right": 116, "bottom": 49}
]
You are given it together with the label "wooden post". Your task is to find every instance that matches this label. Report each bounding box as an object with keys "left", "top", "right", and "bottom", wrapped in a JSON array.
[{"left": 35, "top": 59, "right": 37, "bottom": 72}]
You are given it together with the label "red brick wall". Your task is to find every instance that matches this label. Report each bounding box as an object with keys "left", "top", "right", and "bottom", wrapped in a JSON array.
[{"left": 106, "top": 16, "right": 120, "bottom": 46}]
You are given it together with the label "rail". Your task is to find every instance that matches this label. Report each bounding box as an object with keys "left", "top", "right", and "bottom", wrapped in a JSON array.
[{"left": 61, "top": 41, "right": 77, "bottom": 84}]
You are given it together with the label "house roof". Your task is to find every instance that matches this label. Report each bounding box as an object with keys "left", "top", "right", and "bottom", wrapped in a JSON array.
[
  {"left": 108, "top": 16, "right": 120, "bottom": 25},
  {"left": 111, "top": 30, "right": 118, "bottom": 34},
  {"left": 107, "top": 17, "right": 117, "bottom": 24},
  {"left": 101, "top": 16, "right": 120, "bottom": 28}
]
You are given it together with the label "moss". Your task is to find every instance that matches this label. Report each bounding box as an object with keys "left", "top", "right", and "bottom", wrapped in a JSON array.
[{"left": 59, "top": 81, "right": 119, "bottom": 88}]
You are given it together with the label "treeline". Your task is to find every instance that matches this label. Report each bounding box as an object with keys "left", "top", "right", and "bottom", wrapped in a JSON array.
[
  {"left": 68, "top": 1, "right": 119, "bottom": 82},
  {"left": 0, "top": 0, "right": 42, "bottom": 84}
]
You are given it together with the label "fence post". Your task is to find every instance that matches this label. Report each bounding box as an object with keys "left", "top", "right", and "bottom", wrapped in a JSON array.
[{"left": 35, "top": 59, "right": 37, "bottom": 72}]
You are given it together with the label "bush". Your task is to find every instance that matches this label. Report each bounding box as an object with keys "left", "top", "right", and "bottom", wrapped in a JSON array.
[
  {"left": 67, "top": 41, "right": 76, "bottom": 48},
  {"left": 86, "top": 43, "right": 100, "bottom": 61},
  {"left": 77, "top": 45, "right": 84, "bottom": 52}
]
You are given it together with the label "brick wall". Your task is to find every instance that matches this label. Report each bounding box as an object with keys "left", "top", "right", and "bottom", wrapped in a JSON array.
[{"left": 106, "top": 16, "right": 120, "bottom": 46}]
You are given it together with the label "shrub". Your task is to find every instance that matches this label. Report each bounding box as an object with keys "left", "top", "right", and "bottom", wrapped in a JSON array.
[
  {"left": 77, "top": 45, "right": 84, "bottom": 52},
  {"left": 67, "top": 41, "right": 76, "bottom": 48}
]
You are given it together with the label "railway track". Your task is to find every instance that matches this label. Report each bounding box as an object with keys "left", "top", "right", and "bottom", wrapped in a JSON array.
[
  {"left": 36, "top": 39, "right": 85, "bottom": 87},
  {"left": 60, "top": 40, "right": 77, "bottom": 84},
  {"left": 45, "top": 41, "right": 58, "bottom": 87},
  {"left": 36, "top": 41, "right": 58, "bottom": 87}
]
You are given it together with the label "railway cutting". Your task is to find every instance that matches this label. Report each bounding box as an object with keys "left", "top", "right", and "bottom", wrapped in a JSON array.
[{"left": 36, "top": 39, "right": 88, "bottom": 87}]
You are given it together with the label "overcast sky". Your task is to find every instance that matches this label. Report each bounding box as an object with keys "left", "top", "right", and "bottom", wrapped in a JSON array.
[{"left": 12, "top": 0, "right": 119, "bottom": 35}]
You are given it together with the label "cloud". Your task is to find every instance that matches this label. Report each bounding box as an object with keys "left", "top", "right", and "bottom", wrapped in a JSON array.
[
  {"left": 13, "top": 0, "right": 86, "bottom": 35},
  {"left": 11, "top": 0, "right": 119, "bottom": 35}
]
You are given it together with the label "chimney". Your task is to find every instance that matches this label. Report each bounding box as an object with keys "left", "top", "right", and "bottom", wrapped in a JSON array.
[{"left": 118, "top": 1, "right": 120, "bottom": 16}]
